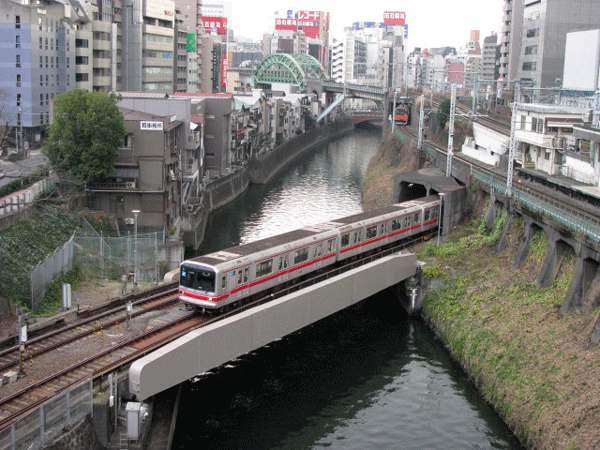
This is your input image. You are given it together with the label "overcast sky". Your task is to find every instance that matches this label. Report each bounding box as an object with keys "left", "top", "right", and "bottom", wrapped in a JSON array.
[{"left": 227, "top": 0, "right": 504, "bottom": 50}]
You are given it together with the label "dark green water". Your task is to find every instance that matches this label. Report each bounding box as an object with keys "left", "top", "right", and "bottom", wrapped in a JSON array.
[{"left": 173, "top": 129, "right": 524, "bottom": 450}]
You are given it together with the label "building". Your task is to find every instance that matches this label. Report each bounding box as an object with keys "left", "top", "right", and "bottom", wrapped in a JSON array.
[
  {"left": 482, "top": 34, "right": 500, "bottom": 83},
  {"left": 514, "top": 103, "right": 589, "bottom": 175},
  {"left": 1, "top": 0, "right": 82, "bottom": 145},
  {"left": 516, "top": 0, "right": 600, "bottom": 92},
  {"left": 86, "top": 107, "right": 185, "bottom": 233},
  {"left": 499, "top": 0, "right": 524, "bottom": 93}
]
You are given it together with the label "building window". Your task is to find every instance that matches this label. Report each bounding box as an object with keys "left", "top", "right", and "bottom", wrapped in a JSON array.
[
  {"left": 522, "top": 62, "right": 537, "bottom": 71},
  {"left": 46, "top": 56, "right": 48, "bottom": 68},
  {"left": 15, "top": 15, "right": 20, "bottom": 28},
  {"left": 16, "top": 55, "right": 21, "bottom": 68},
  {"left": 40, "top": 74, "right": 43, "bottom": 86},
  {"left": 17, "top": 74, "right": 21, "bottom": 87},
  {"left": 45, "top": 37, "right": 48, "bottom": 50},
  {"left": 526, "top": 28, "right": 538, "bottom": 38},
  {"left": 46, "top": 74, "right": 49, "bottom": 86},
  {"left": 16, "top": 93, "right": 21, "bottom": 106},
  {"left": 76, "top": 56, "right": 89, "bottom": 65},
  {"left": 40, "top": 94, "right": 43, "bottom": 106},
  {"left": 76, "top": 73, "right": 89, "bottom": 82},
  {"left": 40, "top": 56, "right": 43, "bottom": 68},
  {"left": 39, "top": 37, "right": 43, "bottom": 49},
  {"left": 76, "top": 38, "right": 89, "bottom": 48},
  {"left": 524, "top": 45, "right": 538, "bottom": 55},
  {"left": 15, "top": 36, "right": 20, "bottom": 48}
]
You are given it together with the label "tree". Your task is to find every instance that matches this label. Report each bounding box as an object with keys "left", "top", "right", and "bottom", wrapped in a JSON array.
[
  {"left": 44, "top": 90, "right": 126, "bottom": 181},
  {"left": 436, "top": 98, "right": 451, "bottom": 130}
]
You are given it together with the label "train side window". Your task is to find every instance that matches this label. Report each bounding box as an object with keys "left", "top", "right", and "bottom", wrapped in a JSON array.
[
  {"left": 244, "top": 268, "right": 249, "bottom": 283},
  {"left": 403, "top": 216, "right": 410, "bottom": 227},
  {"left": 357, "top": 231, "right": 362, "bottom": 242},
  {"left": 284, "top": 255, "right": 289, "bottom": 268},
  {"left": 392, "top": 219, "right": 400, "bottom": 231},
  {"left": 341, "top": 233, "right": 350, "bottom": 247},
  {"left": 221, "top": 275, "right": 226, "bottom": 290},
  {"left": 294, "top": 247, "right": 309, "bottom": 265},
  {"left": 424, "top": 210, "right": 430, "bottom": 221},
  {"left": 367, "top": 225, "right": 377, "bottom": 239},
  {"left": 353, "top": 232, "right": 358, "bottom": 244},
  {"left": 414, "top": 213, "right": 420, "bottom": 223},
  {"left": 380, "top": 224, "right": 385, "bottom": 235},
  {"left": 237, "top": 270, "right": 242, "bottom": 285},
  {"left": 256, "top": 259, "right": 273, "bottom": 278},
  {"left": 316, "top": 245, "right": 322, "bottom": 257}
]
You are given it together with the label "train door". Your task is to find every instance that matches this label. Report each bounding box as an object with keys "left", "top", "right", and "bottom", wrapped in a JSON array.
[{"left": 277, "top": 254, "right": 290, "bottom": 283}]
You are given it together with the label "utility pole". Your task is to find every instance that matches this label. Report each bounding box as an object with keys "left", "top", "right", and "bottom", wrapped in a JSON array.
[
  {"left": 446, "top": 84, "right": 457, "bottom": 177},
  {"left": 506, "top": 102, "right": 518, "bottom": 197},
  {"left": 418, "top": 95, "right": 425, "bottom": 151}
]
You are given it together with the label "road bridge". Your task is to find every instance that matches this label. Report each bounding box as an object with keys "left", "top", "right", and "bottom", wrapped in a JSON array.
[{"left": 129, "top": 251, "right": 420, "bottom": 402}]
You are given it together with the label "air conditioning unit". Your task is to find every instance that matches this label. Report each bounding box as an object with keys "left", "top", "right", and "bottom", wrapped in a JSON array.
[
  {"left": 125, "top": 181, "right": 136, "bottom": 189},
  {"left": 125, "top": 218, "right": 135, "bottom": 225}
]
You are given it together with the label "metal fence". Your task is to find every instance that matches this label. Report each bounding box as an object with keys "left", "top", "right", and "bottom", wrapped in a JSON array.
[
  {"left": 0, "top": 377, "right": 92, "bottom": 450},
  {"left": 30, "top": 235, "right": 74, "bottom": 310},
  {"left": 74, "top": 218, "right": 165, "bottom": 282},
  {"left": 471, "top": 166, "right": 600, "bottom": 242}
]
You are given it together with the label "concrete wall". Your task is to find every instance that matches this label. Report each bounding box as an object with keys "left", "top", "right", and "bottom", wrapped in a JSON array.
[{"left": 247, "top": 118, "right": 354, "bottom": 184}]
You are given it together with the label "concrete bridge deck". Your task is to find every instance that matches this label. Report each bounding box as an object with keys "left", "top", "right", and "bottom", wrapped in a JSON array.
[{"left": 129, "top": 250, "right": 419, "bottom": 401}]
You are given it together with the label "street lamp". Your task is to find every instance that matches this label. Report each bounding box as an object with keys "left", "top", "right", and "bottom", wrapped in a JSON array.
[{"left": 132, "top": 209, "right": 140, "bottom": 288}]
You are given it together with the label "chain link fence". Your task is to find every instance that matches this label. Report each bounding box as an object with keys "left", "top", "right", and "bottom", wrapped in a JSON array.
[
  {"left": 74, "top": 218, "right": 165, "bottom": 283},
  {"left": 0, "top": 217, "right": 167, "bottom": 310}
]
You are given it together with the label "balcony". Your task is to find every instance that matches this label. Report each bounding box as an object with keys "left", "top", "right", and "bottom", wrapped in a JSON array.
[
  {"left": 183, "top": 160, "right": 199, "bottom": 179},
  {"left": 187, "top": 130, "right": 201, "bottom": 150},
  {"left": 86, "top": 180, "right": 138, "bottom": 191}
]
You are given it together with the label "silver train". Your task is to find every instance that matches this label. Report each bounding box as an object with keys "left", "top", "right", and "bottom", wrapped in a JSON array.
[{"left": 179, "top": 195, "right": 441, "bottom": 313}]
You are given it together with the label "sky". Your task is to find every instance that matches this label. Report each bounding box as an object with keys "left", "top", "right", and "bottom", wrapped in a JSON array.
[{"left": 227, "top": 0, "right": 505, "bottom": 50}]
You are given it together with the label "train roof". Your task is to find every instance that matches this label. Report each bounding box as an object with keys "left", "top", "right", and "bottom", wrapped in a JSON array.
[
  {"left": 185, "top": 195, "right": 439, "bottom": 267},
  {"left": 187, "top": 225, "right": 335, "bottom": 266}
]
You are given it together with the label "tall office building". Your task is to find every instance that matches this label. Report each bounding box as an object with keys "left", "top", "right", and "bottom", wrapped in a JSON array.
[
  {"left": 517, "top": 0, "right": 600, "bottom": 90},
  {"left": 499, "top": 0, "right": 523, "bottom": 85}
]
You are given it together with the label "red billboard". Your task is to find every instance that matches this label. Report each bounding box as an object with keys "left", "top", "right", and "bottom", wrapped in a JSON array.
[
  {"left": 275, "top": 18, "right": 298, "bottom": 31},
  {"left": 200, "top": 16, "right": 228, "bottom": 35},
  {"left": 383, "top": 11, "right": 406, "bottom": 25},
  {"left": 221, "top": 56, "right": 227, "bottom": 87}
]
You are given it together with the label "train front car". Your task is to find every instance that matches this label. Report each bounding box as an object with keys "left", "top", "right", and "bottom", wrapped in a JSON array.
[
  {"left": 393, "top": 105, "right": 411, "bottom": 126},
  {"left": 179, "top": 261, "right": 222, "bottom": 313}
]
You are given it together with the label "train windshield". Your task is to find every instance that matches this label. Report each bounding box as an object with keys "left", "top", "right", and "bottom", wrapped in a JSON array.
[{"left": 180, "top": 264, "right": 216, "bottom": 293}]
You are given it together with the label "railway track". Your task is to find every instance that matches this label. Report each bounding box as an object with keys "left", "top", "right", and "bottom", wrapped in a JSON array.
[
  {"left": 0, "top": 287, "right": 179, "bottom": 376},
  {"left": 400, "top": 121, "right": 600, "bottom": 229},
  {"left": 0, "top": 310, "right": 207, "bottom": 430},
  {"left": 0, "top": 233, "right": 433, "bottom": 430}
]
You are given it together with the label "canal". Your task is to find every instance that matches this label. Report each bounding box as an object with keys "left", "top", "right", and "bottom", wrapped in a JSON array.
[{"left": 172, "top": 128, "right": 524, "bottom": 449}]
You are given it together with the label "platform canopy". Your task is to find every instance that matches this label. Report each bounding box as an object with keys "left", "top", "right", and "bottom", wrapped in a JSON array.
[{"left": 254, "top": 53, "right": 329, "bottom": 91}]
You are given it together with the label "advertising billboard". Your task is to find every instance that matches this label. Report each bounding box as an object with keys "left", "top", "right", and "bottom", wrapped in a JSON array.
[
  {"left": 275, "top": 18, "right": 298, "bottom": 31},
  {"left": 221, "top": 56, "right": 227, "bottom": 87},
  {"left": 200, "top": 16, "right": 228, "bottom": 35},
  {"left": 383, "top": 11, "right": 406, "bottom": 25},
  {"left": 187, "top": 33, "right": 196, "bottom": 52}
]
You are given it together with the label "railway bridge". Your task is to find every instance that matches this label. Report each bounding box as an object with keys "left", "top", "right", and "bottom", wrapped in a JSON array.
[{"left": 129, "top": 251, "right": 420, "bottom": 405}]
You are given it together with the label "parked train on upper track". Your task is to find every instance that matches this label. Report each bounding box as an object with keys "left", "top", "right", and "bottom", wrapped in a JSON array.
[
  {"left": 393, "top": 104, "right": 411, "bottom": 126},
  {"left": 179, "top": 195, "right": 441, "bottom": 313}
]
